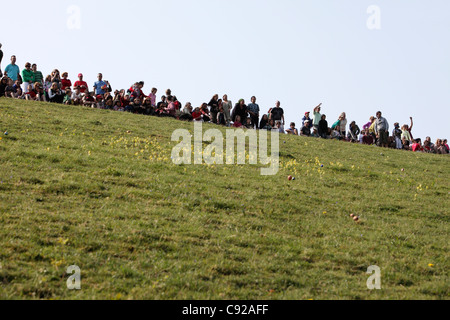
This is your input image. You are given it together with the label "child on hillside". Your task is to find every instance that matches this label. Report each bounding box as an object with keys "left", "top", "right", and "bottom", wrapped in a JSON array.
[
  {"left": 233, "top": 115, "right": 243, "bottom": 128},
  {"left": 25, "top": 84, "right": 36, "bottom": 101},
  {"left": 63, "top": 89, "right": 73, "bottom": 105}
]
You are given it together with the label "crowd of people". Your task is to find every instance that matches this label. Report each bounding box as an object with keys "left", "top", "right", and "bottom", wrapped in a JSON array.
[{"left": 0, "top": 47, "right": 448, "bottom": 155}]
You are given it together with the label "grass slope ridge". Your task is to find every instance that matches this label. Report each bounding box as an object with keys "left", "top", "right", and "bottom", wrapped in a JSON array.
[{"left": 0, "top": 98, "right": 448, "bottom": 300}]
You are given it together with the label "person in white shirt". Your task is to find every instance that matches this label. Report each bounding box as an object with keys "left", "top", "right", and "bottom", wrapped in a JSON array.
[{"left": 71, "top": 87, "right": 83, "bottom": 105}]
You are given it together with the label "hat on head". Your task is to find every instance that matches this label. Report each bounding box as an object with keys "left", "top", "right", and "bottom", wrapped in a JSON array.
[
  {"left": 78, "top": 73, "right": 83, "bottom": 77},
  {"left": 305, "top": 112, "right": 310, "bottom": 115}
]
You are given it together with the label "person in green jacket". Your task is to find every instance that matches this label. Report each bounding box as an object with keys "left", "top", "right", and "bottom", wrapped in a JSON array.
[{"left": 21, "top": 62, "right": 35, "bottom": 93}]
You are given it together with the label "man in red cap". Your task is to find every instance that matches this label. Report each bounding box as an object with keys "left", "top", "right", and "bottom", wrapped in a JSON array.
[
  {"left": 73, "top": 73, "right": 88, "bottom": 93},
  {"left": 302, "top": 111, "right": 313, "bottom": 128}
]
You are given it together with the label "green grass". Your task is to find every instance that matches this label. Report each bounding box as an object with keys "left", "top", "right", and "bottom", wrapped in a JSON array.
[{"left": 0, "top": 98, "right": 448, "bottom": 300}]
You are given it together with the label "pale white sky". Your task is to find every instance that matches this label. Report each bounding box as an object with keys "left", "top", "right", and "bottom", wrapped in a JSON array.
[{"left": 2, "top": 0, "right": 449, "bottom": 140}]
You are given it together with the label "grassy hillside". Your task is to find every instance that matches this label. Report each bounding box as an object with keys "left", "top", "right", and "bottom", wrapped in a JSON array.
[{"left": 0, "top": 98, "right": 448, "bottom": 300}]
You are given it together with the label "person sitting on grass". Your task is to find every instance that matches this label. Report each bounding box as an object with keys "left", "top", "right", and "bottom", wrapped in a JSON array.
[
  {"left": 82, "top": 91, "right": 96, "bottom": 108},
  {"left": 275, "top": 121, "right": 285, "bottom": 133},
  {"left": 259, "top": 114, "right": 269, "bottom": 129},
  {"left": 244, "top": 117, "right": 253, "bottom": 129},
  {"left": 113, "top": 100, "right": 124, "bottom": 111},
  {"left": 24, "top": 84, "right": 36, "bottom": 101},
  {"left": 423, "top": 139, "right": 434, "bottom": 153},
  {"left": 200, "top": 103, "right": 211, "bottom": 122},
  {"left": 71, "top": 87, "right": 83, "bottom": 105},
  {"left": 424, "top": 137, "right": 435, "bottom": 151},
  {"left": 95, "top": 95, "right": 105, "bottom": 109},
  {"left": 0, "top": 77, "right": 8, "bottom": 97},
  {"left": 286, "top": 122, "right": 299, "bottom": 135},
  {"left": 131, "top": 97, "right": 144, "bottom": 113},
  {"left": 63, "top": 89, "right": 73, "bottom": 105},
  {"left": 434, "top": 139, "right": 443, "bottom": 154},
  {"left": 141, "top": 97, "right": 154, "bottom": 115},
  {"left": 48, "top": 82, "right": 64, "bottom": 103},
  {"left": 347, "top": 121, "right": 361, "bottom": 143},
  {"left": 330, "top": 125, "right": 342, "bottom": 140},
  {"left": 4, "top": 78, "right": 15, "bottom": 98},
  {"left": 34, "top": 82, "right": 46, "bottom": 102},
  {"left": 192, "top": 107, "right": 203, "bottom": 122},
  {"left": 443, "top": 139, "right": 450, "bottom": 153},
  {"left": 300, "top": 120, "right": 312, "bottom": 137},
  {"left": 164, "top": 96, "right": 177, "bottom": 117},
  {"left": 43, "top": 75, "right": 52, "bottom": 93},
  {"left": 311, "top": 127, "right": 320, "bottom": 138},
  {"left": 233, "top": 115, "right": 243, "bottom": 128},
  {"left": 411, "top": 139, "right": 424, "bottom": 152},
  {"left": 179, "top": 102, "right": 193, "bottom": 121},
  {"left": 104, "top": 95, "right": 114, "bottom": 110},
  {"left": 263, "top": 119, "right": 274, "bottom": 131},
  {"left": 362, "top": 129, "right": 374, "bottom": 145},
  {"left": 157, "top": 95, "right": 167, "bottom": 110}
]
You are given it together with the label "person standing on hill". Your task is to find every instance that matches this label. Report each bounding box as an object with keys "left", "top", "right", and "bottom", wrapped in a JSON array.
[
  {"left": 374, "top": 111, "right": 389, "bottom": 148},
  {"left": 74, "top": 73, "right": 88, "bottom": 93},
  {"left": 222, "top": 94, "right": 233, "bottom": 126},
  {"left": 312, "top": 103, "right": 322, "bottom": 132},
  {"left": 339, "top": 112, "right": 348, "bottom": 137},
  {"left": 0, "top": 44, "right": 3, "bottom": 78},
  {"left": 247, "top": 96, "right": 260, "bottom": 129},
  {"left": 270, "top": 101, "right": 285, "bottom": 127},
  {"left": 21, "top": 62, "right": 35, "bottom": 93},
  {"left": 5, "top": 55, "right": 20, "bottom": 81},
  {"left": 61, "top": 72, "right": 72, "bottom": 91},
  {"left": 32, "top": 64, "right": 44, "bottom": 85},
  {"left": 208, "top": 94, "right": 220, "bottom": 124},
  {"left": 93, "top": 73, "right": 109, "bottom": 96},
  {"left": 318, "top": 114, "right": 328, "bottom": 139},
  {"left": 302, "top": 112, "right": 313, "bottom": 128},
  {"left": 393, "top": 123, "right": 403, "bottom": 149}
]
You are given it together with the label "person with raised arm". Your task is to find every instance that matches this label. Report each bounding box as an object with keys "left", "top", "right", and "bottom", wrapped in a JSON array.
[{"left": 312, "top": 103, "right": 322, "bottom": 132}]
